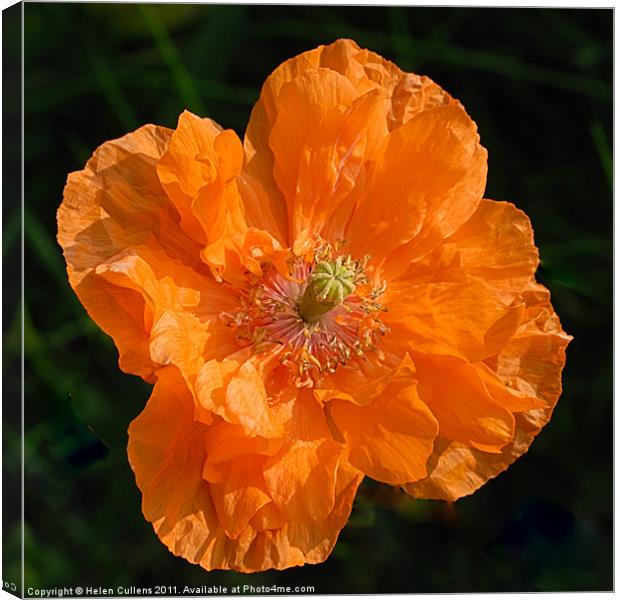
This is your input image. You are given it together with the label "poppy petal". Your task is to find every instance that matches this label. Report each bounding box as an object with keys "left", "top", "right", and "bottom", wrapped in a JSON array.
[
  {"left": 244, "top": 38, "right": 455, "bottom": 247},
  {"left": 88, "top": 245, "right": 238, "bottom": 384},
  {"left": 404, "top": 281, "right": 571, "bottom": 500},
  {"left": 413, "top": 354, "right": 515, "bottom": 452},
  {"left": 402, "top": 199, "right": 539, "bottom": 301},
  {"left": 57, "top": 125, "right": 208, "bottom": 380},
  {"left": 383, "top": 280, "right": 524, "bottom": 362},
  {"left": 290, "top": 88, "right": 388, "bottom": 240},
  {"left": 244, "top": 458, "right": 363, "bottom": 572},
  {"left": 202, "top": 421, "right": 283, "bottom": 484},
  {"left": 313, "top": 351, "right": 413, "bottom": 407},
  {"left": 209, "top": 455, "right": 272, "bottom": 539},
  {"left": 329, "top": 365, "right": 439, "bottom": 484},
  {"left": 129, "top": 365, "right": 362, "bottom": 572},
  {"left": 194, "top": 358, "right": 284, "bottom": 439},
  {"left": 268, "top": 69, "right": 358, "bottom": 227},
  {"left": 346, "top": 104, "right": 487, "bottom": 270},
  {"left": 156, "top": 110, "right": 224, "bottom": 243},
  {"left": 263, "top": 391, "right": 343, "bottom": 522}
]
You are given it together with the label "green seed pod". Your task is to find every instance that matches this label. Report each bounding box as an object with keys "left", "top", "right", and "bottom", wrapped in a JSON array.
[{"left": 297, "top": 257, "right": 357, "bottom": 322}]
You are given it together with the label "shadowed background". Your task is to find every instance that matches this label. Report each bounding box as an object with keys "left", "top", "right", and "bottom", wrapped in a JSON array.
[{"left": 6, "top": 4, "right": 612, "bottom": 593}]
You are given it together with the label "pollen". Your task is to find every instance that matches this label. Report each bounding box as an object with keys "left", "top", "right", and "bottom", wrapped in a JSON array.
[{"left": 222, "top": 241, "right": 389, "bottom": 388}]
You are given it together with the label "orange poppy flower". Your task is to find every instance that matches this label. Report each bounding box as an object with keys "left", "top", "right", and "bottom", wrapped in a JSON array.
[{"left": 57, "top": 39, "right": 571, "bottom": 572}]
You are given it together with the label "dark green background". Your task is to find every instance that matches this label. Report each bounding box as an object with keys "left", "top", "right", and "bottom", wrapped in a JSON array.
[{"left": 6, "top": 3, "right": 613, "bottom": 593}]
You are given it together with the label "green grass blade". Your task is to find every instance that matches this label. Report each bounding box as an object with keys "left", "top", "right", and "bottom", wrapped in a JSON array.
[
  {"left": 590, "top": 121, "right": 612, "bottom": 191},
  {"left": 138, "top": 4, "right": 206, "bottom": 114}
]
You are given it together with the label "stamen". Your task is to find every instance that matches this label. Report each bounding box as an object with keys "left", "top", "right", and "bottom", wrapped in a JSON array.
[{"left": 221, "top": 240, "right": 389, "bottom": 387}]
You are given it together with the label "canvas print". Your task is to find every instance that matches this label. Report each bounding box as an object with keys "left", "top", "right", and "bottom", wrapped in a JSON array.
[{"left": 3, "top": 3, "right": 612, "bottom": 596}]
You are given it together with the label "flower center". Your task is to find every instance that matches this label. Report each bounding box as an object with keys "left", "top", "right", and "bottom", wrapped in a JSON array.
[
  {"left": 222, "top": 242, "right": 389, "bottom": 387},
  {"left": 297, "top": 256, "right": 359, "bottom": 322}
]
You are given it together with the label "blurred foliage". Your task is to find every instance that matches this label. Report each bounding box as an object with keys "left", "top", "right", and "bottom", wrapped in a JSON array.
[{"left": 8, "top": 3, "right": 611, "bottom": 593}]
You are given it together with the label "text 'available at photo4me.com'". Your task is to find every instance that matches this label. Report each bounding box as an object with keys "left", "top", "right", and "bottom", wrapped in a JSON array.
[{"left": 19, "top": 585, "right": 317, "bottom": 597}]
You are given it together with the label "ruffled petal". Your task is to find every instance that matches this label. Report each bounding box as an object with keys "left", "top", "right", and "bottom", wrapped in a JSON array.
[
  {"left": 194, "top": 357, "right": 284, "bottom": 438},
  {"left": 156, "top": 110, "right": 224, "bottom": 243},
  {"left": 128, "top": 366, "right": 362, "bottom": 572},
  {"left": 244, "top": 38, "right": 456, "bottom": 246},
  {"left": 202, "top": 421, "right": 283, "bottom": 484},
  {"left": 383, "top": 280, "right": 524, "bottom": 362},
  {"left": 269, "top": 68, "right": 358, "bottom": 207},
  {"left": 404, "top": 281, "right": 571, "bottom": 501},
  {"left": 246, "top": 458, "right": 363, "bottom": 572},
  {"left": 403, "top": 199, "right": 539, "bottom": 301},
  {"left": 313, "top": 352, "right": 410, "bottom": 407},
  {"left": 263, "top": 391, "right": 344, "bottom": 523},
  {"left": 56, "top": 120, "right": 253, "bottom": 382},
  {"left": 266, "top": 69, "right": 390, "bottom": 240},
  {"left": 329, "top": 356, "right": 438, "bottom": 484},
  {"left": 287, "top": 87, "right": 389, "bottom": 240},
  {"left": 58, "top": 124, "right": 201, "bottom": 277},
  {"left": 209, "top": 455, "right": 272, "bottom": 539},
  {"left": 346, "top": 104, "right": 487, "bottom": 273},
  {"left": 474, "top": 362, "right": 546, "bottom": 413},
  {"left": 156, "top": 110, "right": 286, "bottom": 284},
  {"left": 71, "top": 269, "right": 157, "bottom": 379},
  {"left": 413, "top": 353, "right": 515, "bottom": 453},
  {"left": 236, "top": 171, "right": 287, "bottom": 245},
  {"left": 127, "top": 366, "right": 227, "bottom": 564},
  {"left": 81, "top": 244, "right": 238, "bottom": 382}
]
